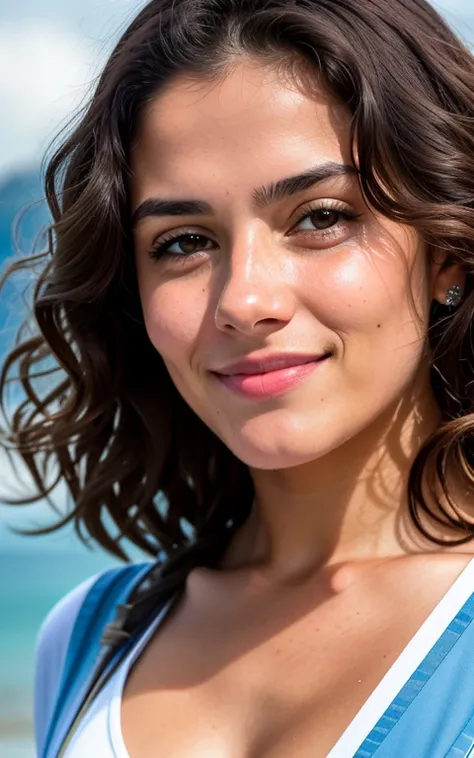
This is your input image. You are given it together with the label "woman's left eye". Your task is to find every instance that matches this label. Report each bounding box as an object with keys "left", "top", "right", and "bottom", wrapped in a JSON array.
[{"left": 292, "top": 206, "right": 359, "bottom": 235}]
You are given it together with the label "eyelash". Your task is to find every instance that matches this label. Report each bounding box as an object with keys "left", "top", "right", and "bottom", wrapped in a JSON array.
[{"left": 148, "top": 201, "right": 362, "bottom": 263}]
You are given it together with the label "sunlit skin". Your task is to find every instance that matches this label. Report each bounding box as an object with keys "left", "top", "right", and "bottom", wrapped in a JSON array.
[
  {"left": 121, "top": 60, "right": 474, "bottom": 758},
  {"left": 131, "top": 60, "right": 466, "bottom": 579}
]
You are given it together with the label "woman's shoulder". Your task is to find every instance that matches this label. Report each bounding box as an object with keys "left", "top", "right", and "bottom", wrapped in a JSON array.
[
  {"left": 33, "top": 562, "right": 154, "bottom": 754},
  {"left": 33, "top": 571, "right": 106, "bottom": 754},
  {"left": 35, "top": 571, "right": 102, "bottom": 668},
  {"left": 34, "top": 561, "right": 153, "bottom": 669}
]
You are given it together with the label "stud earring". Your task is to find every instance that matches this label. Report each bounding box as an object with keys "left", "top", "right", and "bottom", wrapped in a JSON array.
[{"left": 445, "top": 285, "right": 463, "bottom": 308}]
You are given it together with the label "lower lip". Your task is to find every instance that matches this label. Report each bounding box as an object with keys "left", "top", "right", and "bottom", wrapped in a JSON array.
[{"left": 213, "top": 358, "right": 328, "bottom": 399}]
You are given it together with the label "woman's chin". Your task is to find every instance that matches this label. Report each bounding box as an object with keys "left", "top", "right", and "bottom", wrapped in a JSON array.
[
  {"left": 228, "top": 431, "right": 335, "bottom": 471},
  {"left": 219, "top": 410, "right": 359, "bottom": 471}
]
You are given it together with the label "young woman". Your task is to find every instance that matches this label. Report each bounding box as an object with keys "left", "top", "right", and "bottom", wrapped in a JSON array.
[{"left": 2, "top": 0, "right": 474, "bottom": 755}]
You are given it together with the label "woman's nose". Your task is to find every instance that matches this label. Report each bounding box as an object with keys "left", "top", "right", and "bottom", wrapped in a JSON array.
[{"left": 214, "top": 231, "right": 296, "bottom": 337}]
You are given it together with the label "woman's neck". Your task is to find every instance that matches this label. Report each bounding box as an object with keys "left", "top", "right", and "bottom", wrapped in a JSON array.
[{"left": 219, "top": 377, "right": 442, "bottom": 583}]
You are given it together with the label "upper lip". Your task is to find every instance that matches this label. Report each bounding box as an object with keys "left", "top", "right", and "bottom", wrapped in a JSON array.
[{"left": 212, "top": 352, "right": 330, "bottom": 376}]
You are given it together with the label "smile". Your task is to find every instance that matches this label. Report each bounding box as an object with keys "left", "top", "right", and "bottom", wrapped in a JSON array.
[{"left": 211, "top": 353, "right": 331, "bottom": 399}]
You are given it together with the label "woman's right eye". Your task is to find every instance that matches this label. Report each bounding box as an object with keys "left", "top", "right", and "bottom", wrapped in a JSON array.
[{"left": 149, "top": 232, "right": 216, "bottom": 260}]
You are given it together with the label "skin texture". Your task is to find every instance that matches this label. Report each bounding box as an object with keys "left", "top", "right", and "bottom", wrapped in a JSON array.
[{"left": 121, "top": 60, "right": 473, "bottom": 758}]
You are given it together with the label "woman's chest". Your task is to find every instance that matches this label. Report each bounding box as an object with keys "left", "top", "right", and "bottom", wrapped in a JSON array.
[
  {"left": 121, "top": 639, "right": 390, "bottom": 758},
  {"left": 119, "top": 569, "right": 450, "bottom": 758}
]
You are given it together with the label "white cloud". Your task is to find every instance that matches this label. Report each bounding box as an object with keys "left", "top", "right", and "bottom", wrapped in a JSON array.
[
  {"left": 0, "top": 20, "right": 104, "bottom": 172},
  {"left": 0, "top": 0, "right": 149, "bottom": 172},
  {"left": 0, "top": 0, "right": 147, "bottom": 36}
]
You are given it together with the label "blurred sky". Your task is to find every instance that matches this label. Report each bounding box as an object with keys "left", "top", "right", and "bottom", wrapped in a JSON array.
[
  {"left": 0, "top": 0, "right": 148, "bottom": 173},
  {"left": 0, "top": 0, "right": 473, "bottom": 554},
  {"left": 0, "top": 0, "right": 474, "bottom": 173}
]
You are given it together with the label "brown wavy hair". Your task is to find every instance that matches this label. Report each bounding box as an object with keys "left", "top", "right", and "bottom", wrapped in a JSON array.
[{"left": 2, "top": 0, "right": 474, "bottom": 586}]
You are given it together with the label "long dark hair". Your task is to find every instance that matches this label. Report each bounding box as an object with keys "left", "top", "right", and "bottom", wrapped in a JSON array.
[{"left": 2, "top": 0, "right": 474, "bottom": 595}]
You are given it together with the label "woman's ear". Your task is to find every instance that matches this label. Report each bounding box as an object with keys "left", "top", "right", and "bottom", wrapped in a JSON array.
[{"left": 429, "top": 249, "right": 467, "bottom": 306}]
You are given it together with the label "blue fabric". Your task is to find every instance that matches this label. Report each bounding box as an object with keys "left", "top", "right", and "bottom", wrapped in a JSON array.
[
  {"left": 355, "top": 592, "right": 474, "bottom": 757},
  {"left": 42, "top": 562, "right": 152, "bottom": 758}
]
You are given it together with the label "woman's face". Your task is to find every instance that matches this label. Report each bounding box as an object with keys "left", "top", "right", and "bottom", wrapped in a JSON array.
[{"left": 131, "top": 60, "right": 433, "bottom": 470}]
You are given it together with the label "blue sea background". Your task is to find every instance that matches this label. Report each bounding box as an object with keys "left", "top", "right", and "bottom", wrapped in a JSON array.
[{"left": 0, "top": 3, "right": 473, "bottom": 757}]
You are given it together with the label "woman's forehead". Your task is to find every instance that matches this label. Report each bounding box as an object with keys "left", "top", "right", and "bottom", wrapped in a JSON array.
[{"left": 130, "top": 61, "right": 352, "bottom": 199}]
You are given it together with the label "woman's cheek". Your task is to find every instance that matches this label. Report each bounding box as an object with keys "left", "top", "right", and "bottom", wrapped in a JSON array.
[
  {"left": 142, "top": 284, "right": 207, "bottom": 361},
  {"left": 300, "top": 249, "right": 397, "bottom": 332}
]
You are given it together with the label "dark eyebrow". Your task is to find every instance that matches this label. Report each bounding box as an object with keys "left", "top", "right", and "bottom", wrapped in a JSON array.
[
  {"left": 252, "top": 162, "right": 358, "bottom": 209},
  {"left": 131, "top": 162, "right": 358, "bottom": 228}
]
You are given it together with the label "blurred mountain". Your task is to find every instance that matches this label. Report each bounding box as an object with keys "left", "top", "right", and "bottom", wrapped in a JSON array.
[
  {"left": 0, "top": 170, "right": 52, "bottom": 551},
  {"left": 0, "top": 168, "right": 50, "bottom": 360},
  {"left": 0, "top": 169, "right": 49, "bottom": 263}
]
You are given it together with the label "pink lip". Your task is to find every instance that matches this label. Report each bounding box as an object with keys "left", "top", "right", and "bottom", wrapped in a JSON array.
[{"left": 212, "top": 353, "right": 330, "bottom": 399}]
